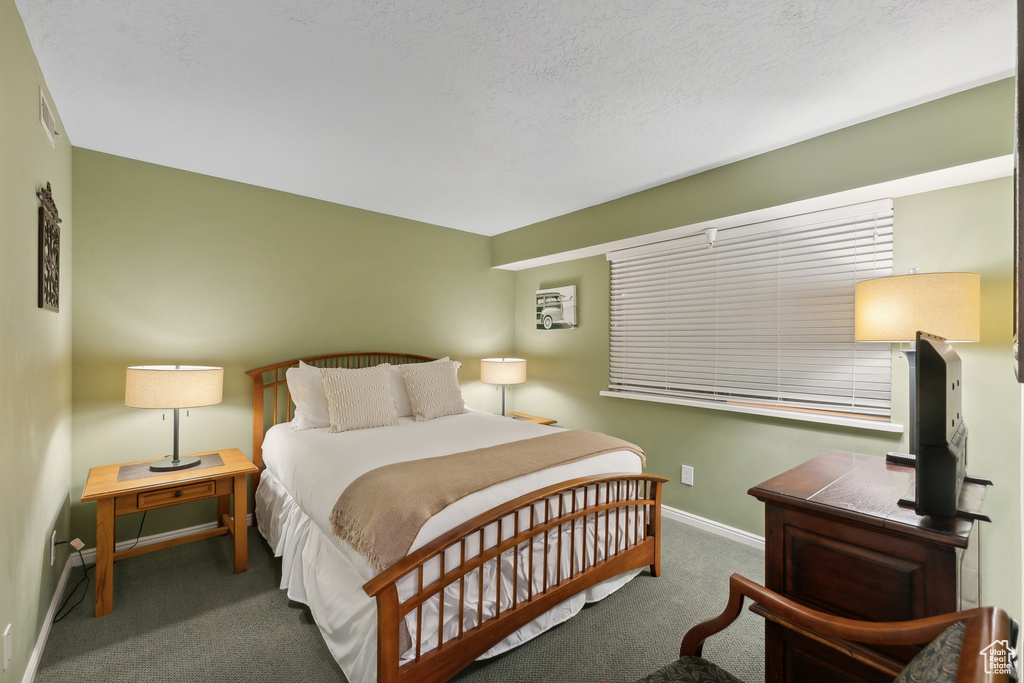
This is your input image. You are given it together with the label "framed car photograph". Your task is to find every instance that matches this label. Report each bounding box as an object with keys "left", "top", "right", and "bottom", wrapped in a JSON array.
[{"left": 536, "top": 285, "right": 577, "bottom": 330}]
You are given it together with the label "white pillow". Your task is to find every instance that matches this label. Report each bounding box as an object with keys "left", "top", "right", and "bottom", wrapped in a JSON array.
[
  {"left": 388, "top": 357, "right": 457, "bottom": 417},
  {"left": 400, "top": 360, "right": 468, "bottom": 422},
  {"left": 320, "top": 364, "right": 400, "bottom": 432},
  {"left": 286, "top": 360, "right": 330, "bottom": 430}
]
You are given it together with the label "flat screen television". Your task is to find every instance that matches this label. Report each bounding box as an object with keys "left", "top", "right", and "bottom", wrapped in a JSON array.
[{"left": 913, "top": 331, "right": 968, "bottom": 518}]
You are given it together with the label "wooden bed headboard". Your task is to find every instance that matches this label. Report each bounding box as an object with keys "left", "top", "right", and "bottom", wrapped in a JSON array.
[{"left": 246, "top": 352, "right": 435, "bottom": 477}]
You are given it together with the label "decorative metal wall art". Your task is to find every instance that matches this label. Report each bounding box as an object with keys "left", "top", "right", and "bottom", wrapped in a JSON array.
[{"left": 37, "top": 182, "right": 61, "bottom": 312}]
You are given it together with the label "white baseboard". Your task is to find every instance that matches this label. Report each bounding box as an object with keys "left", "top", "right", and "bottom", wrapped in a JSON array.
[
  {"left": 24, "top": 515, "right": 254, "bottom": 683},
  {"left": 662, "top": 504, "right": 765, "bottom": 550},
  {"left": 23, "top": 556, "right": 75, "bottom": 683}
]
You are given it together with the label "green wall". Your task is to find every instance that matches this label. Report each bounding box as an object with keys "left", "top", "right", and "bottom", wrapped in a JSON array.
[
  {"left": 508, "top": 102, "right": 1021, "bottom": 617},
  {"left": 494, "top": 78, "right": 1014, "bottom": 267},
  {"left": 0, "top": 0, "right": 74, "bottom": 680},
  {"left": 70, "top": 149, "right": 516, "bottom": 546},
  {"left": 895, "top": 181, "right": 1020, "bottom": 612}
]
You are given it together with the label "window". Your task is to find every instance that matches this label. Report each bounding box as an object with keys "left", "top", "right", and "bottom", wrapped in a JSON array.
[{"left": 603, "top": 200, "right": 896, "bottom": 430}]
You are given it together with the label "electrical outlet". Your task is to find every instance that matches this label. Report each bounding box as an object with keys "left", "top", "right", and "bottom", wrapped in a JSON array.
[
  {"left": 681, "top": 465, "right": 694, "bottom": 486},
  {"left": 50, "top": 529, "right": 57, "bottom": 566},
  {"left": 3, "top": 623, "right": 11, "bottom": 671}
]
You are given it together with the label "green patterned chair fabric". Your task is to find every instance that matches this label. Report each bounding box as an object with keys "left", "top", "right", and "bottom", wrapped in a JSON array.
[
  {"left": 632, "top": 621, "right": 967, "bottom": 683},
  {"left": 893, "top": 621, "right": 965, "bottom": 683},
  {"left": 633, "top": 655, "right": 745, "bottom": 683}
]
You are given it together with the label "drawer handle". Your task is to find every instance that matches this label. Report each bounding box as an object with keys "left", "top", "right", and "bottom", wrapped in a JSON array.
[{"left": 174, "top": 490, "right": 183, "bottom": 498}]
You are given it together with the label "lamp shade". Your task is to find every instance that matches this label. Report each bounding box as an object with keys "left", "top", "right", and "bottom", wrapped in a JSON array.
[
  {"left": 125, "top": 365, "right": 224, "bottom": 409},
  {"left": 854, "top": 273, "right": 980, "bottom": 343},
  {"left": 480, "top": 358, "right": 527, "bottom": 385}
]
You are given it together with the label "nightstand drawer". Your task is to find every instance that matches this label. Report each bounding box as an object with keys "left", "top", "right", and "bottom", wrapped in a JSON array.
[{"left": 137, "top": 481, "right": 217, "bottom": 509}]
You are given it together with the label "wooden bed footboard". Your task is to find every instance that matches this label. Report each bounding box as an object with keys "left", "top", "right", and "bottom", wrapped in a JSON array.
[{"left": 363, "top": 473, "right": 668, "bottom": 683}]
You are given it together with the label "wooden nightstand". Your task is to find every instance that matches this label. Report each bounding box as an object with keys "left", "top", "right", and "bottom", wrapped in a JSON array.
[
  {"left": 81, "top": 448, "right": 258, "bottom": 617},
  {"left": 507, "top": 411, "right": 557, "bottom": 426}
]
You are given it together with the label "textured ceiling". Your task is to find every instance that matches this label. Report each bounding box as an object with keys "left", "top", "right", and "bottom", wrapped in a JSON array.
[{"left": 15, "top": 0, "right": 1015, "bottom": 236}]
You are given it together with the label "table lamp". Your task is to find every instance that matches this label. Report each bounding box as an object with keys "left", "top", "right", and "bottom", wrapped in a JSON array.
[
  {"left": 854, "top": 271, "right": 980, "bottom": 454},
  {"left": 125, "top": 365, "right": 224, "bottom": 471},
  {"left": 480, "top": 358, "right": 526, "bottom": 416}
]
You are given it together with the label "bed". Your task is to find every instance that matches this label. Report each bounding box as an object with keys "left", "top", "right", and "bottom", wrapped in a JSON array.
[{"left": 247, "top": 352, "right": 666, "bottom": 683}]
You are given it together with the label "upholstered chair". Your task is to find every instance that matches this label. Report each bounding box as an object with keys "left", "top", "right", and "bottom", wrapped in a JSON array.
[{"left": 615, "top": 573, "right": 1014, "bottom": 683}]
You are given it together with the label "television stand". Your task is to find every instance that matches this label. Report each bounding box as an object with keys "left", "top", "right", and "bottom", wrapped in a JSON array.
[{"left": 749, "top": 450, "right": 988, "bottom": 683}]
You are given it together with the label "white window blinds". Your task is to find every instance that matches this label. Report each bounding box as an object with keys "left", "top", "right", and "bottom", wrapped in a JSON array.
[{"left": 605, "top": 200, "right": 894, "bottom": 424}]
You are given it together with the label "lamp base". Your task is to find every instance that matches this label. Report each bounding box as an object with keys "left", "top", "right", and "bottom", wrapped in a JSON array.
[{"left": 149, "top": 455, "right": 203, "bottom": 472}]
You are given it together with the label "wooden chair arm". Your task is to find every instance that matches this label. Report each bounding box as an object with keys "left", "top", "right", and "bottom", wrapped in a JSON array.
[
  {"left": 678, "top": 574, "right": 747, "bottom": 658},
  {"left": 680, "top": 574, "right": 1012, "bottom": 682}
]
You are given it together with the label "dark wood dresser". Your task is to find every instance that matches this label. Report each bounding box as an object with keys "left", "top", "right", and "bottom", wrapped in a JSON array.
[{"left": 748, "top": 450, "right": 986, "bottom": 683}]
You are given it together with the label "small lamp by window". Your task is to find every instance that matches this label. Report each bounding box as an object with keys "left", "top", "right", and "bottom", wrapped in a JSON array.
[
  {"left": 854, "top": 271, "right": 980, "bottom": 453},
  {"left": 125, "top": 365, "right": 224, "bottom": 471},
  {"left": 480, "top": 358, "right": 526, "bottom": 416}
]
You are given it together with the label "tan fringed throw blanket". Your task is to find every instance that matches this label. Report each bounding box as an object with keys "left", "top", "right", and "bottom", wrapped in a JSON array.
[{"left": 330, "top": 430, "right": 645, "bottom": 574}]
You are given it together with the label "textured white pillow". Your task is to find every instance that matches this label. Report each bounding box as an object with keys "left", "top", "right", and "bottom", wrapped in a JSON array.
[
  {"left": 286, "top": 360, "right": 330, "bottom": 430},
  {"left": 400, "top": 360, "right": 468, "bottom": 422},
  {"left": 320, "top": 364, "right": 400, "bottom": 432},
  {"left": 388, "top": 357, "right": 457, "bottom": 417}
]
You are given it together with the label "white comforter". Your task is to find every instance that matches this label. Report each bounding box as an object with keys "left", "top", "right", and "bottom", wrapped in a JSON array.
[{"left": 256, "top": 409, "right": 644, "bottom": 683}]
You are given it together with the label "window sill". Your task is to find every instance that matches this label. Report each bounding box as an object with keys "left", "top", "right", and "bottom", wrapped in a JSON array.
[{"left": 599, "top": 391, "right": 904, "bottom": 434}]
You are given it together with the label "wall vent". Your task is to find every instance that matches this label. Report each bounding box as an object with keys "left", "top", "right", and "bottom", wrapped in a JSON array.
[{"left": 39, "top": 88, "right": 57, "bottom": 148}]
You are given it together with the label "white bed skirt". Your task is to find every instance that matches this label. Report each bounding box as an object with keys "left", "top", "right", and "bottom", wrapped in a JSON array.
[{"left": 256, "top": 468, "right": 640, "bottom": 683}]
